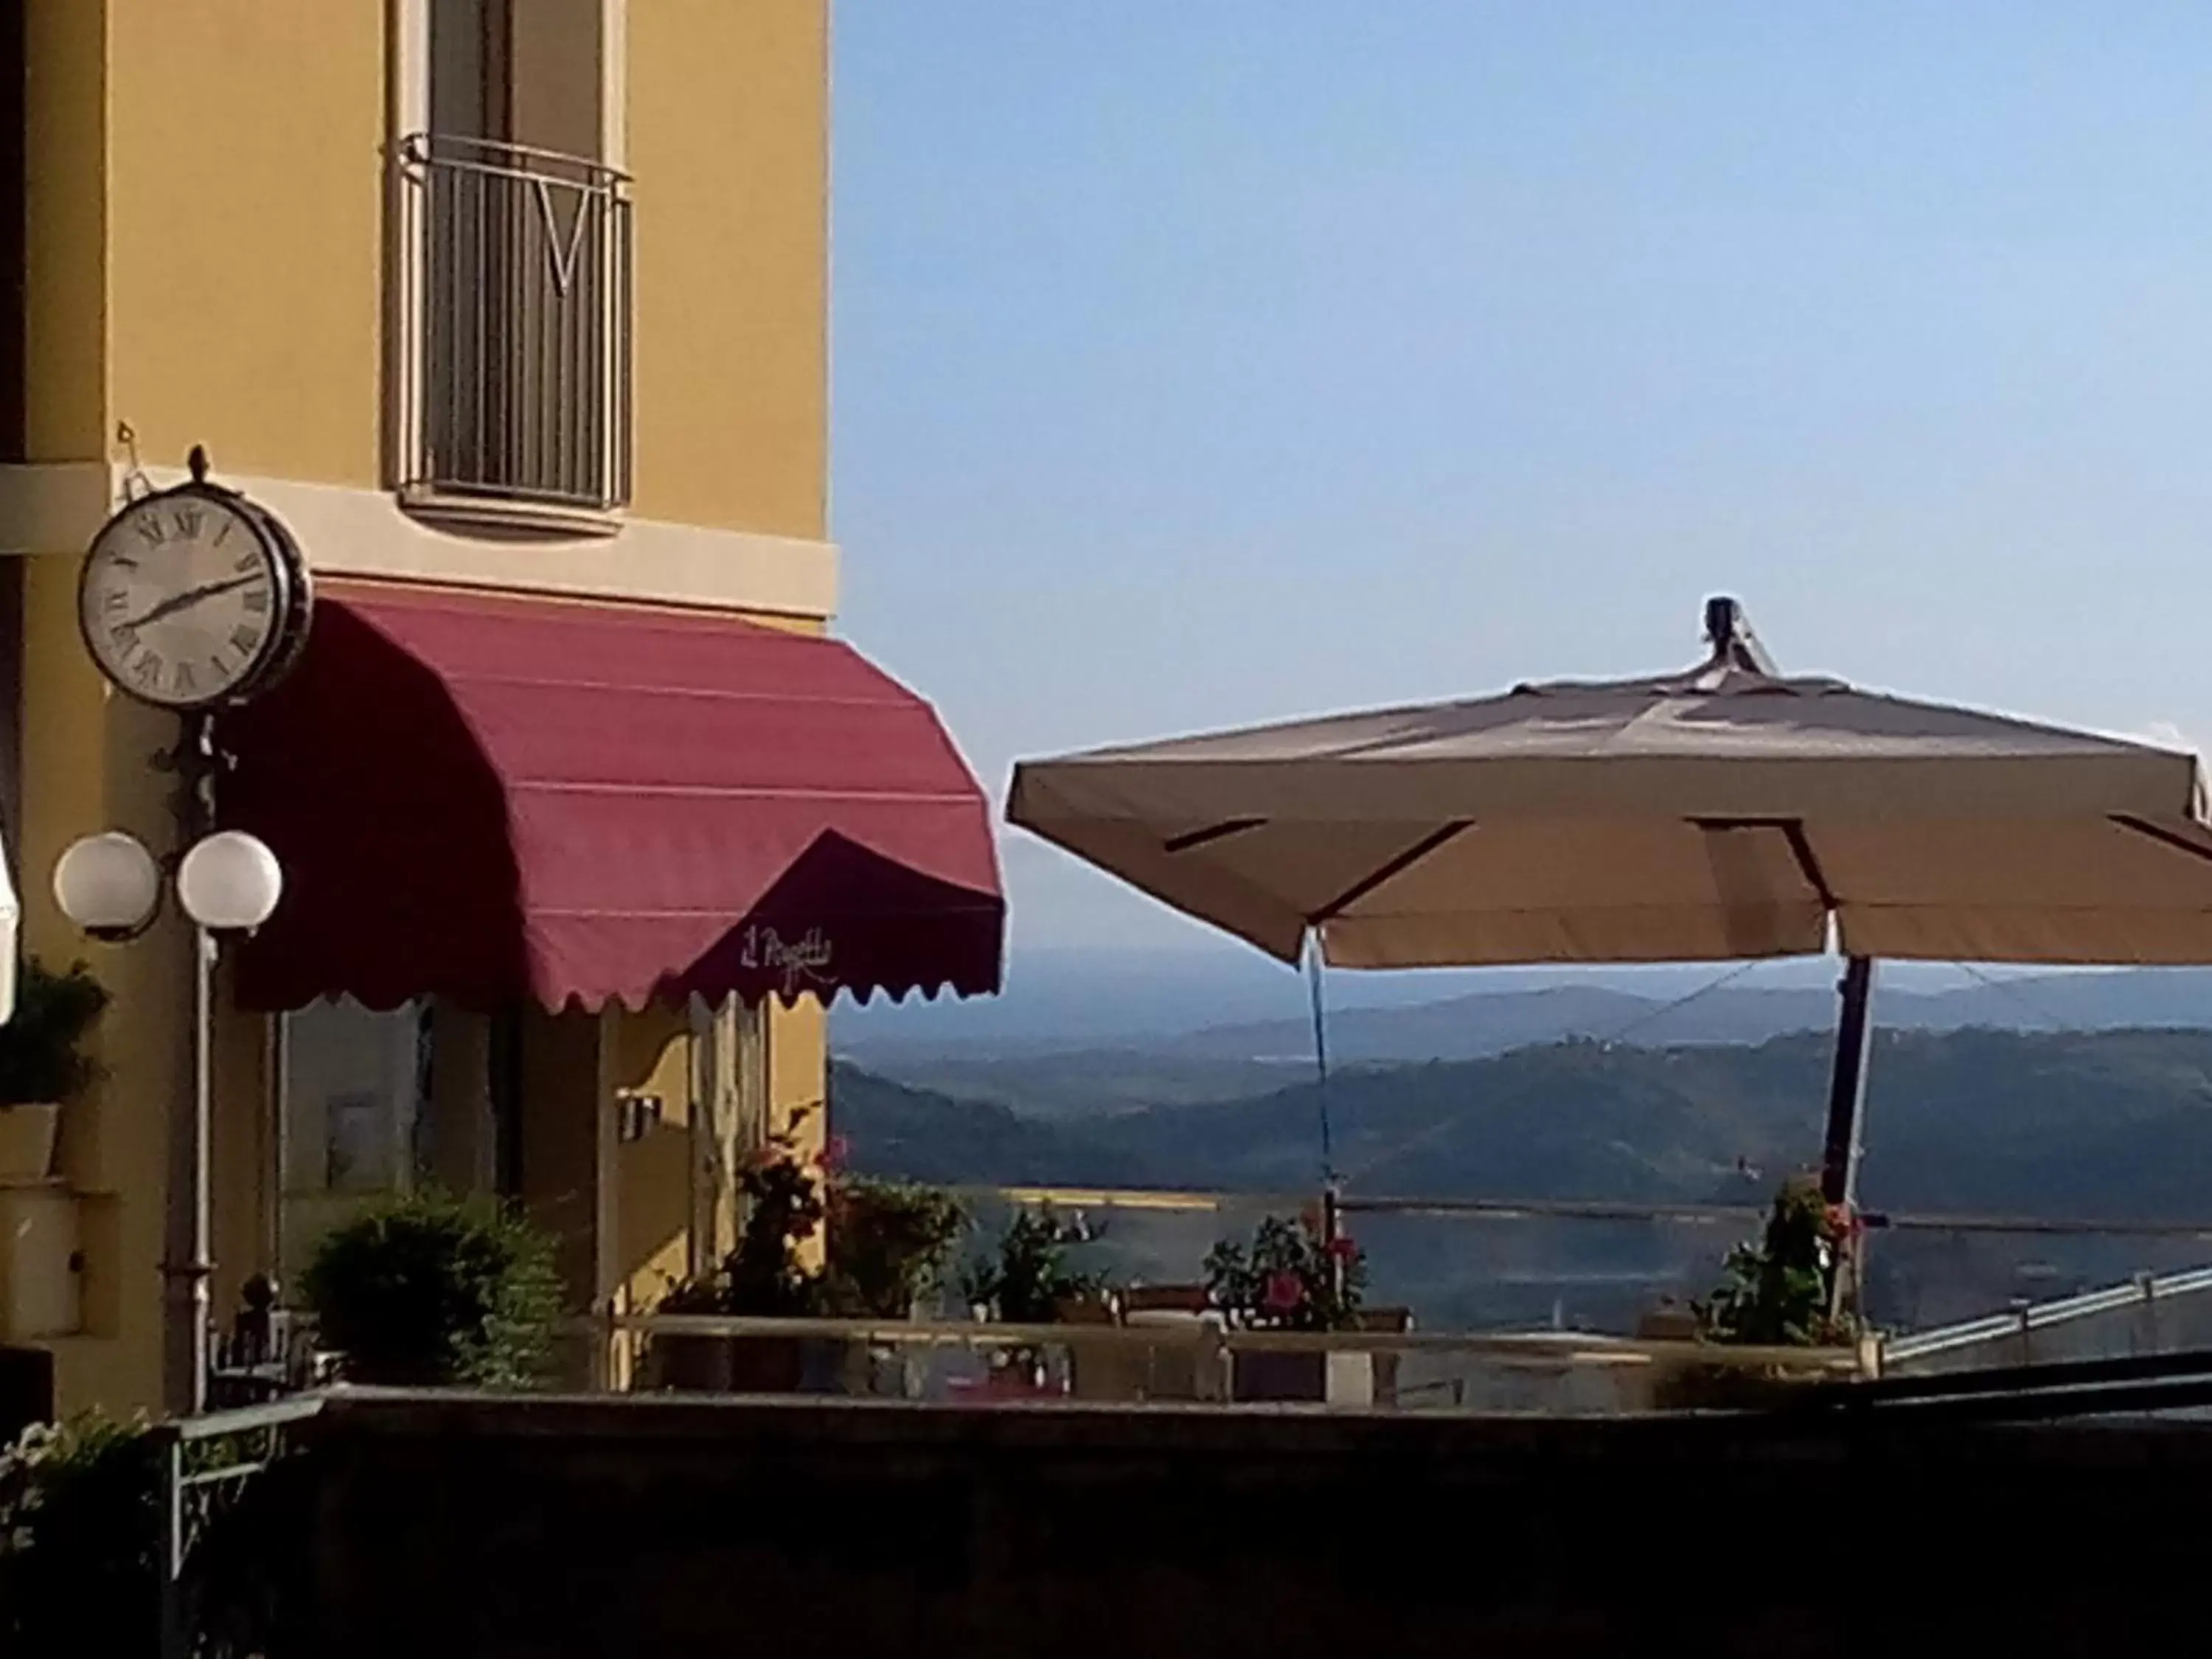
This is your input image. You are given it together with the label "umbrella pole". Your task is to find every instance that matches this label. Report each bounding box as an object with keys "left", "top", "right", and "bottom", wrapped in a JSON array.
[
  {"left": 1821, "top": 956, "right": 1877, "bottom": 1322},
  {"left": 1820, "top": 956, "right": 1876, "bottom": 1208}
]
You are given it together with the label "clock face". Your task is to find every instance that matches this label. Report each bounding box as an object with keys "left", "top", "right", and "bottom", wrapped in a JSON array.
[{"left": 77, "top": 487, "right": 294, "bottom": 708}]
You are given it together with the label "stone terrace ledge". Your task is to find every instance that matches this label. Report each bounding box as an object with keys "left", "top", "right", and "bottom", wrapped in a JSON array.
[{"left": 221, "top": 1387, "right": 2212, "bottom": 1658}]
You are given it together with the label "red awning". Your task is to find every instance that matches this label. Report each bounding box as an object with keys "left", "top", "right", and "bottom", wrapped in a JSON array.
[{"left": 223, "top": 582, "right": 1004, "bottom": 1011}]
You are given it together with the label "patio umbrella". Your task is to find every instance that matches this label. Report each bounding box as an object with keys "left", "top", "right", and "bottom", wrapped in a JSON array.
[{"left": 1007, "top": 599, "right": 2212, "bottom": 1204}]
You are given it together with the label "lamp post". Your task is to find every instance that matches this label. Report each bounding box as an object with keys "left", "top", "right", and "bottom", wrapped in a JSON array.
[{"left": 53, "top": 826, "right": 282, "bottom": 1416}]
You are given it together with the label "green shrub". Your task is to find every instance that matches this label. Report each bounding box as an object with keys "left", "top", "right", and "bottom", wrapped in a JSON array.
[
  {"left": 301, "top": 1190, "right": 563, "bottom": 1387},
  {"left": 0, "top": 959, "right": 108, "bottom": 1106}
]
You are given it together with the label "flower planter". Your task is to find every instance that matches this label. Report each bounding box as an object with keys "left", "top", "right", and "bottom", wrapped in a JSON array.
[
  {"left": 1233, "top": 1350, "right": 1326, "bottom": 1402},
  {"left": 0, "top": 1104, "right": 60, "bottom": 1181},
  {"left": 1649, "top": 1362, "right": 1808, "bottom": 1412},
  {"left": 1233, "top": 1349, "right": 1377, "bottom": 1405}
]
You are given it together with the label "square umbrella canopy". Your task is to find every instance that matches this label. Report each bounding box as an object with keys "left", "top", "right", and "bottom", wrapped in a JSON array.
[{"left": 1009, "top": 607, "right": 2212, "bottom": 972}]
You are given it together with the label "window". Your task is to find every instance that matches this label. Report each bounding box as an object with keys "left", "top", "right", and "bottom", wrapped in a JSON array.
[
  {"left": 278, "top": 1000, "right": 428, "bottom": 1272},
  {"left": 279, "top": 998, "right": 510, "bottom": 1275},
  {"left": 395, "top": 0, "right": 630, "bottom": 521}
]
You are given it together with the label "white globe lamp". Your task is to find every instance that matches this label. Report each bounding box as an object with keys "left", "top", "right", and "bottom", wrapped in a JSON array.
[
  {"left": 177, "top": 831, "right": 284, "bottom": 933},
  {"left": 53, "top": 831, "right": 162, "bottom": 939}
]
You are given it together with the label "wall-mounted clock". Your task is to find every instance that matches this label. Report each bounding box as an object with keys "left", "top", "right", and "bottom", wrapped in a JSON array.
[{"left": 77, "top": 470, "right": 312, "bottom": 710}]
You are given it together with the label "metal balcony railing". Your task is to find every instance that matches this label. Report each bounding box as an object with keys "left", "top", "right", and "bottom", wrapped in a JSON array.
[{"left": 395, "top": 133, "right": 633, "bottom": 520}]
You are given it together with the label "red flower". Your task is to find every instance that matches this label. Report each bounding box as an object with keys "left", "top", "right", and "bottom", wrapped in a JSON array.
[
  {"left": 1263, "top": 1270, "right": 1307, "bottom": 1313},
  {"left": 1326, "top": 1235, "right": 1360, "bottom": 1261}
]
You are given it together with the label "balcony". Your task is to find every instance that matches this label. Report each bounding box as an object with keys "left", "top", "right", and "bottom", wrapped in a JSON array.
[{"left": 394, "top": 133, "right": 633, "bottom": 529}]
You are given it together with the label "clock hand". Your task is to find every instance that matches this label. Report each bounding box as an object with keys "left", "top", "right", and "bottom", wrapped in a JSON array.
[{"left": 122, "top": 574, "right": 260, "bottom": 630}]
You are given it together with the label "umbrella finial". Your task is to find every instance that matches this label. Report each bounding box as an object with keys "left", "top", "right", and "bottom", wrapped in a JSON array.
[{"left": 1703, "top": 596, "right": 1778, "bottom": 675}]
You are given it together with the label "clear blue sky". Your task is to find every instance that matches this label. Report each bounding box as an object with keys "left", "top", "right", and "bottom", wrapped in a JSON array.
[{"left": 830, "top": 4, "right": 2212, "bottom": 954}]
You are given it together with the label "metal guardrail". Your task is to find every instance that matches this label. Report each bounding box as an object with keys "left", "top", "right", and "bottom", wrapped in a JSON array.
[
  {"left": 157, "top": 1394, "right": 329, "bottom": 1659},
  {"left": 1886, "top": 1263, "right": 2212, "bottom": 1371},
  {"left": 395, "top": 132, "right": 633, "bottom": 518},
  {"left": 978, "top": 1182, "right": 2212, "bottom": 1239}
]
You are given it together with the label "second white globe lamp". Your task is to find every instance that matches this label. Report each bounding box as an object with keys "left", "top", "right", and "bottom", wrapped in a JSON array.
[{"left": 176, "top": 831, "right": 284, "bottom": 933}]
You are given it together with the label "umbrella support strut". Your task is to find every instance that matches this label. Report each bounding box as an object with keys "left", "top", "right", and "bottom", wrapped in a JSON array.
[
  {"left": 1820, "top": 956, "right": 1875, "bottom": 1208},
  {"left": 1821, "top": 955, "right": 1876, "bottom": 1321}
]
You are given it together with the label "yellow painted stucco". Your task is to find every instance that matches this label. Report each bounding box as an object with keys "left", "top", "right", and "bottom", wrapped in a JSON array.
[
  {"left": 11, "top": 0, "right": 842, "bottom": 1417},
  {"left": 105, "top": 0, "right": 386, "bottom": 488},
  {"left": 20, "top": 558, "right": 196, "bottom": 1416},
  {"left": 23, "top": 0, "right": 107, "bottom": 464},
  {"left": 770, "top": 999, "right": 829, "bottom": 1272},
  {"left": 627, "top": 0, "right": 830, "bottom": 539},
  {"left": 611, "top": 1006, "right": 693, "bottom": 1312}
]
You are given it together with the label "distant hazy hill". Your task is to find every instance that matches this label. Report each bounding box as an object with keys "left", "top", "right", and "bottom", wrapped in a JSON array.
[
  {"left": 835, "top": 1029, "right": 2212, "bottom": 1331},
  {"left": 850, "top": 967, "right": 2212, "bottom": 1117},
  {"left": 1161, "top": 973, "right": 2212, "bottom": 1065},
  {"left": 835, "top": 945, "right": 2212, "bottom": 1065},
  {"left": 828, "top": 1066, "right": 1155, "bottom": 1188},
  {"left": 838, "top": 1027, "right": 2212, "bottom": 1219}
]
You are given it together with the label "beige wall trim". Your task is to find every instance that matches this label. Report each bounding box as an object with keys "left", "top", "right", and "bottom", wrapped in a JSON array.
[
  {"left": 0, "top": 464, "right": 840, "bottom": 620},
  {"left": 0, "top": 462, "right": 115, "bottom": 555},
  {"left": 602, "top": 0, "right": 629, "bottom": 170}
]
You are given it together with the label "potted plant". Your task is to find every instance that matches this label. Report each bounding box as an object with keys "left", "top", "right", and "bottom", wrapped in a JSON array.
[
  {"left": 823, "top": 1171, "right": 967, "bottom": 1397},
  {"left": 960, "top": 1206, "right": 1108, "bottom": 1392},
  {"left": 299, "top": 1189, "right": 563, "bottom": 1388},
  {"left": 651, "top": 1125, "right": 832, "bottom": 1392},
  {"left": 1655, "top": 1174, "right": 1857, "bottom": 1410},
  {"left": 1203, "top": 1212, "right": 1366, "bottom": 1402},
  {"left": 0, "top": 961, "right": 108, "bottom": 1182},
  {"left": 824, "top": 1169, "right": 967, "bottom": 1319},
  {"left": 649, "top": 1128, "right": 975, "bottom": 1395}
]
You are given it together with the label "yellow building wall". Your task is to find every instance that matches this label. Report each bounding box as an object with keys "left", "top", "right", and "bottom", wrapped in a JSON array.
[
  {"left": 92, "top": 0, "right": 836, "bottom": 525},
  {"left": 14, "top": 0, "right": 838, "bottom": 1415},
  {"left": 105, "top": 0, "right": 386, "bottom": 488},
  {"left": 613, "top": 1005, "right": 694, "bottom": 1312},
  {"left": 611, "top": 997, "right": 828, "bottom": 1307},
  {"left": 21, "top": 559, "right": 197, "bottom": 1416},
  {"left": 19, "top": 0, "right": 164, "bottom": 1414},
  {"left": 768, "top": 998, "right": 827, "bottom": 1270},
  {"left": 627, "top": 0, "right": 828, "bottom": 539},
  {"left": 23, "top": 0, "right": 107, "bottom": 465}
]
